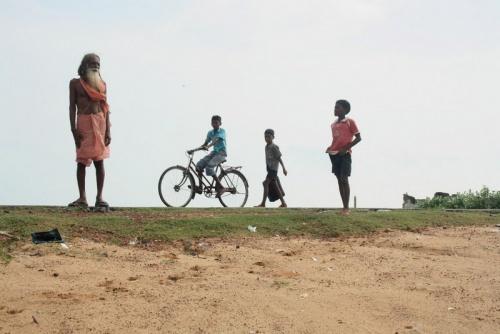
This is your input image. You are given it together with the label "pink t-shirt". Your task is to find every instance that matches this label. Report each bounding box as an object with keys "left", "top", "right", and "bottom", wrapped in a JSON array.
[{"left": 327, "top": 117, "right": 360, "bottom": 154}]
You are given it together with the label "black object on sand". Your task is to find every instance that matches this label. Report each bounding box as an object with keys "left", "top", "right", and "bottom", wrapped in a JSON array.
[{"left": 31, "top": 229, "right": 63, "bottom": 244}]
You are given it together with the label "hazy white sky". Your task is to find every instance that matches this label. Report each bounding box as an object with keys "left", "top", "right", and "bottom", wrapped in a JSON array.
[{"left": 1, "top": 0, "right": 499, "bottom": 208}]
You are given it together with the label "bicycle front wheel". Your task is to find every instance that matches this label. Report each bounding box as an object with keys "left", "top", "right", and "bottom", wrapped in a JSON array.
[
  {"left": 218, "top": 169, "right": 249, "bottom": 208},
  {"left": 158, "top": 166, "right": 195, "bottom": 207}
]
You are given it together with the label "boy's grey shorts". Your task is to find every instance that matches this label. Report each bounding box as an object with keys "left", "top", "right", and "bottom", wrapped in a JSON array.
[{"left": 196, "top": 151, "right": 227, "bottom": 176}]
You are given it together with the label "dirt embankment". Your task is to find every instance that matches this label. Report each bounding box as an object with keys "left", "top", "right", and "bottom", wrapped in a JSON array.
[{"left": 1, "top": 226, "right": 499, "bottom": 333}]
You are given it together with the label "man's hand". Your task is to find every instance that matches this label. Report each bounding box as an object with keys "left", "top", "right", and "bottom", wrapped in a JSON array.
[
  {"left": 105, "top": 132, "right": 111, "bottom": 146},
  {"left": 283, "top": 168, "right": 288, "bottom": 176},
  {"left": 72, "top": 130, "right": 82, "bottom": 148},
  {"left": 201, "top": 145, "right": 209, "bottom": 151},
  {"left": 338, "top": 149, "right": 347, "bottom": 156}
]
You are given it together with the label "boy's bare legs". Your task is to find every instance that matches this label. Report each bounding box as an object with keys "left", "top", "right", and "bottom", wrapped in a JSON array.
[
  {"left": 337, "top": 176, "right": 350, "bottom": 215},
  {"left": 213, "top": 175, "right": 226, "bottom": 197},
  {"left": 277, "top": 181, "right": 287, "bottom": 207},
  {"left": 255, "top": 179, "right": 270, "bottom": 207},
  {"left": 278, "top": 191, "right": 287, "bottom": 208}
]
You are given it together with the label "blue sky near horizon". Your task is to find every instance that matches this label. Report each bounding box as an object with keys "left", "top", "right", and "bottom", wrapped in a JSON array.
[{"left": 0, "top": 0, "right": 499, "bottom": 208}]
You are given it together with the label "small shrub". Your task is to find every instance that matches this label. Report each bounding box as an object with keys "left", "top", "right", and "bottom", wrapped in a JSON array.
[{"left": 419, "top": 187, "right": 500, "bottom": 209}]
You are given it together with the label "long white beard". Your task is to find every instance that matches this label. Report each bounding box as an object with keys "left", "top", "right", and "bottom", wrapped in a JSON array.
[{"left": 86, "top": 69, "right": 103, "bottom": 91}]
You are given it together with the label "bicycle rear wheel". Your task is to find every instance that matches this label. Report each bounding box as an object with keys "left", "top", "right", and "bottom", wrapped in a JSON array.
[
  {"left": 158, "top": 166, "right": 195, "bottom": 207},
  {"left": 218, "top": 169, "right": 249, "bottom": 207}
]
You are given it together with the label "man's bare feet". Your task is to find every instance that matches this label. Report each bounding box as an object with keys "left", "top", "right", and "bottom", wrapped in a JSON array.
[
  {"left": 279, "top": 203, "right": 287, "bottom": 208},
  {"left": 68, "top": 199, "right": 88, "bottom": 208},
  {"left": 340, "top": 209, "right": 350, "bottom": 216},
  {"left": 95, "top": 198, "right": 109, "bottom": 208}
]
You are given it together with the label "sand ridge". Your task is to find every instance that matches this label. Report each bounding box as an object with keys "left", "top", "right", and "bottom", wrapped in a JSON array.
[{"left": 1, "top": 226, "right": 499, "bottom": 333}]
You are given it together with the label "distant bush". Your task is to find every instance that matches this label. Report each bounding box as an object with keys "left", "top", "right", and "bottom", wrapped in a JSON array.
[{"left": 419, "top": 187, "right": 500, "bottom": 209}]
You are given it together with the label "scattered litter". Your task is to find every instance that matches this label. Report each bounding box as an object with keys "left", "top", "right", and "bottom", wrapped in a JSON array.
[
  {"left": 447, "top": 307, "right": 455, "bottom": 311},
  {"left": 327, "top": 267, "right": 333, "bottom": 272},
  {"left": 376, "top": 209, "right": 392, "bottom": 212},
  {"left": 60, "top": 243, "right": 69, "bottom": 250},
  {"left": 167, "top": 274, "right": 182, "bottom": 282},
  {"left": 0, "top": 231, "right": 19, "bottom": 240},
  {"left": 32, "top": 315, "right": 39, "bottom": 324},
  {"left": 128, "top": 238, "right": 138, "bottom": 246},
  {"left": 29, "top": 250, "right": 43, "bottom": 257},
  {"left": 31, "top": 229, "right": 63, "bottom": 244},
  {"left": 496, "top": 224, "right": 500, "bottom": 228},
  {"left": 165, "top": 253, "right": 178, "bottom": 260},
  {"left": 311, "top": 257, "right": 318, "bottom": 262},
  {"left": 276, "top": 249, "right": 296, "bottom": 256},
  {"left": 247, "top": 225, "right": 257, "bottom": 233},
  {"left": 300, "top": 293, "right": 309, "bottom": 298},
  {"left": 196, "top": 242, "right": 210, "bottom": 252}
]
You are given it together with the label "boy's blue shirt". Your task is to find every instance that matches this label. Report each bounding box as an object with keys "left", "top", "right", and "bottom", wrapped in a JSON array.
[{"left": 206, "top": 128, "right": 227, "bottom": 153}]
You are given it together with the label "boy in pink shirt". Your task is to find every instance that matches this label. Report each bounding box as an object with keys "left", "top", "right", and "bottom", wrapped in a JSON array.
[{"left": 326, "top": 100, "right": 362, "bottom": 215}]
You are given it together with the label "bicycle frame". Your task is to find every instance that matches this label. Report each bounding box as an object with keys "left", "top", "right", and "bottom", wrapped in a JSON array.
[
  {"left": 182, "top": 152, "right": 225, "bottom": 196},
  {"left": 159, "top": 149, "right": 248, "bottom": 207}
]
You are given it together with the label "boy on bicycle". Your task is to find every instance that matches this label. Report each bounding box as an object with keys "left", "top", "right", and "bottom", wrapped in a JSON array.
[
  {"left": 255, "top": 129, "right": 288, "bottom": 208},
  {"left": 189, "top": 115, "right": 227, "bottom": 197},
  {"left": 325, "top": 100, "right": 361, "bottom": 215}
]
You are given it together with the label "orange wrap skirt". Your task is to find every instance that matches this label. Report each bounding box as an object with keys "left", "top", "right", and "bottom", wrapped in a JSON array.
[{"left": 76, "top": 113, "right": 110, "bottom": 166}]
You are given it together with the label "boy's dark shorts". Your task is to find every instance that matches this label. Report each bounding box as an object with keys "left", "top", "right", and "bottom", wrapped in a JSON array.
[
  {"left": 329, "top": 153, "right": 351, "bottom": 178},
  {"left": 266, "top": 167, "right": 278, "bottom": 180}
]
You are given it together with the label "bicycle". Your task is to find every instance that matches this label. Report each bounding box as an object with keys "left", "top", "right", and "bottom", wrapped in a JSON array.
[{"left": 158, "top": 148, "right": 249, "bottom": 207}]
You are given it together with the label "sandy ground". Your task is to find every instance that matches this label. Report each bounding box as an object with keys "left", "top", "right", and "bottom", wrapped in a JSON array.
[{"left": 1, "top": 226, "right": 499, "bottom": 334}]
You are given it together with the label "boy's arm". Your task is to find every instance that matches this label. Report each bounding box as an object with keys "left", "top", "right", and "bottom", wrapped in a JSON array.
[
  {"left": 203, "top": 137, "right": 219, "bottom": 149},
  {"left": 339, "top": 133, "right": 362, "bottom": 155},
  {"left": 199, "top": 133, "right": 212, "bottom": 149},
  {"left": 279, "top": 157, "right": 288, "bottom": 176},
  {"left": 188, "top": 134, "right": 211, "bottom": 153}
]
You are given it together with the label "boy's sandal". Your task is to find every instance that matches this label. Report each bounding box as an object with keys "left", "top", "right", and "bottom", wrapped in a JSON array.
[
  {"left": 68, "top": 200, "right": 88, "bottom": 208},
  {"left": 95, "top": 199, "right": 110, "bottom": 208}
]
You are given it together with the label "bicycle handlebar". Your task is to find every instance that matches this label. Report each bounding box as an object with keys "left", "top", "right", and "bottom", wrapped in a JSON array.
[{"left": 186, "top": 147, "right": 208, "bottom": 155}]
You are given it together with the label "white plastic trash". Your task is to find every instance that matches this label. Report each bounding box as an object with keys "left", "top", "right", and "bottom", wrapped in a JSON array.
[{"left": 247, "top": 225, "right": 257, "bottom": 233}]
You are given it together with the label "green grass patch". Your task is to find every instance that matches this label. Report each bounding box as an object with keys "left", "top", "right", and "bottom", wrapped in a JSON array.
[{"left": 1, "top": 206, "right": 499, "bottom": 262}]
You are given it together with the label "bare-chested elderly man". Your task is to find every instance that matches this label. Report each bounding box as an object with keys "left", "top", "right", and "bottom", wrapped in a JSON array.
[{"left": 68, "top": 53, "right": 111, "bottom": 209}]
